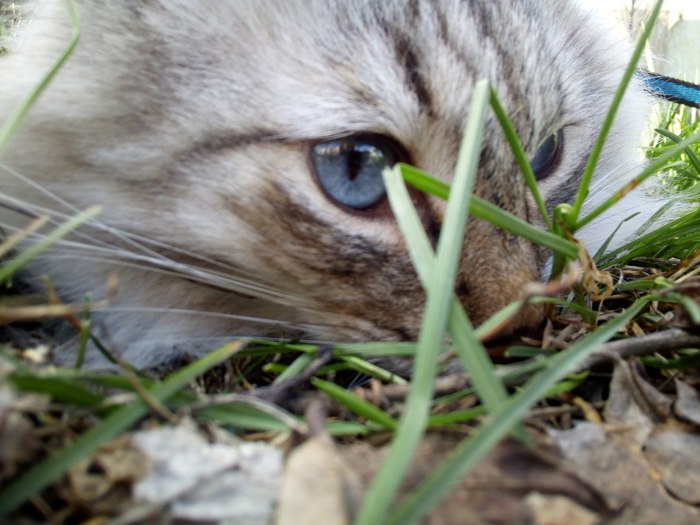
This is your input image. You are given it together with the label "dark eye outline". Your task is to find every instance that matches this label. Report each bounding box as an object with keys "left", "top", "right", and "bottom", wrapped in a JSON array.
[
  {"left": 530, "top": 131, "right": 563, "bottom": 181},
  {"left": 309, "top": 134, "right": 410, "bottom": 214}
]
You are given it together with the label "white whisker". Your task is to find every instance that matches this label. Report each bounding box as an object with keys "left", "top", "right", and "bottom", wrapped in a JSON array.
[
  {"left": 5, "top": 241, "right": 301, "bottom": 305},
  {"left": 0, "top": 193, "right": 299, "bottom": 304},
  {"left": 98, "top": 306, "right": 306, "bottom": 328},
  {"left": 1, "top": 164, "right": 256, "bottom": 278}
]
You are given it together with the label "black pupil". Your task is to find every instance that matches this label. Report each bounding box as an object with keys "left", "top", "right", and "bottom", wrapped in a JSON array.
[{"left": 347, "top": 150, "right": 364, "bottom": 181}]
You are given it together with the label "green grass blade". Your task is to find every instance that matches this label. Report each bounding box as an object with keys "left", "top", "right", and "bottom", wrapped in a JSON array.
[
  {"left": 0, "top": 0, "right": 80, "bottom": 156},
  {"left": 666, "top": 293, "right": 700, "bottom": 324},
  {"left": 385, "top": 154, "right": 511, "bottom": 418},
  {"left": 570, "top": 0, "right": 664, "bottom": 222},
  {"left": 354, "top": 79, "right": 490, "bottom": 525},
  {"left": 0, "top": 206, "right": 102, "bottom": 285},
  {"left": 472, "top": 301, "right": 522, "bottom": 339},
  {"left": 8, "top": 374, "right": 105, "bottom": 407},
  {"left": 473, "top": 196, "right": 577, "bottom": 258},
  {"left": 489, "top": 87, "right": 551, "bottom": 229},
  {"left": 427, "top": 405, "right": 486, "bottom": 427},
  {"left": 654, "top": 127, "right": 700, "bottom": 175},
  {"left": 592, "top": 211, "right": 641, "bottom": 261},
  {"left": 272, "top": 352, "right": 315, "bottom": 384},
  {"left": 383, "top": 166, "right": 437, "bottom": 278},
  {"left": 311, "top": 378, "right": 398, "bottom": 431},
  {"left": 196, "top": 405, "right": 294, "bottom": 432},
  {"left": 388, "top": 297, "right": 652, "bottom": 525},
  {"left": 325, "top": 421, "right": 373, "bottom": 435},
  {"left": 577, "top": 130, "right": 700, "bottom": 229},
  {"left": 332, "top": 341, "right": 419, "bottom": 358},
  {"left": 398, "top": 164, "right": 577, "bottom": 259},
  {"left": 74, "top": 319, "right": 91, "bottom": 369},
  {"left": 0, "top": 341, "right": 241, "bottom": 517},
  {"left": 339, "top": 355, "right": 409, "bottom": 384}
]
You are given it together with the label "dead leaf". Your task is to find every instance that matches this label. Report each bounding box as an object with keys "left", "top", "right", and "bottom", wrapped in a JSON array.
[
  {"left": 132, "top": 422, "right": 281, "bottom": 525},
  {"left": 645, "top": 430, "right": 700, "bottom": 505},
  {"left": 547, "top": 358, "right": 700, "bottom": 524},
  {"left": 604, "top": 360, "right": 672, "bottom": 443},
  {"left": 338, "top": 433, "right": 613, "bottom": 525},
  {"left": 549, "top": 422, "right": 700, "bottom": 524},
  {"left": 276, "top": 433, "right": 361, "bottom": 525},
  {"left": 578, "top": 241, "right": 614, "bottom": 301},
  {"left": 0, "top": 386, "right": 46, "bottom": 481},
  {"left": 674, "top": 379, "right": 700, "bottom": 425},
  {"left": 66, "top": 436, "right": 149, "bottom": 512},
  {"left": 526, "top": 492, "right": 600, "bottom": 525}
]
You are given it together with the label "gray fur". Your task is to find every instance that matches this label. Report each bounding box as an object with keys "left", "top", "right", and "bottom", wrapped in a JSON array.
[{"left": 0, "top": 0, "right": 651, "bottom": 367}]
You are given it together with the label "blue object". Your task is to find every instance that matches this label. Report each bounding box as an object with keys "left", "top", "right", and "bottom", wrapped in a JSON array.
[{"left": 637, "top": 71, "right": 700, "bottom": 109}]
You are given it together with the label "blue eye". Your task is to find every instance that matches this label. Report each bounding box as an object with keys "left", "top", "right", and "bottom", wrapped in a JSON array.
[
  {"left": 311, "top": 135, "right": 402, "bottom": 210},
  {"left": 530, "top": 132, "right": 562, "bottom": 180}
]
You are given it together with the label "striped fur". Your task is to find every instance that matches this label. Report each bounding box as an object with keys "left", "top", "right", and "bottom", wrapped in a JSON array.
[{"left": 0, "top": 0, "right": 651, "bottom": 367}]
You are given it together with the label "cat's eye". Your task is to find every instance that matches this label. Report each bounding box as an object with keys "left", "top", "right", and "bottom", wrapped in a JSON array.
[
  {"left": 311, "top": 135, "right": 404, "bottom": 211},
  {"left": 530, "top": 132, "right": 562, "bottom": 181}
]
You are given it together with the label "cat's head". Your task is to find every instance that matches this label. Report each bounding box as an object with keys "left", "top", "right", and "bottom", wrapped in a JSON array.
[{"left": 0, "top": 0, "right": 650, "bottom": 362}]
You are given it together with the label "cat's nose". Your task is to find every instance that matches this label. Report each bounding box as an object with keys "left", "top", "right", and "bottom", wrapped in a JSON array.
[{"left": 454, "top": 272, "right": 546, "bottom": 338}]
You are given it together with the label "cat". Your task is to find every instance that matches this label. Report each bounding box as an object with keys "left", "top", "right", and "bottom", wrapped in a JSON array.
[{"left": 0, "top": 0, "right": 652, "bottom": 368}]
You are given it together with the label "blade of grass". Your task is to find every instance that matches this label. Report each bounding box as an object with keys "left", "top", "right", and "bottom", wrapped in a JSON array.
[
  {"left": 0, "top": 341, "right": 243, "bottom": 517},
  {"left": 577, "top": 130, "right": 700, "bottom": 229},
  {"left": 398, "top": 164, "right": 577, "bottom": 259},
  {"left": 597, "top": 202, "right": 700, "bottom": 265},
  {"left": 74, "top": 319, "right": 91, "bottom": 369},
  {"left": 473, "top": 301, "right": 524, "bottom": 340},
  {"left": 272, "top": 352, "right": 315, "bottom": 384},
  {"left": 332, "top": 341, "right": 418, "bottom": 358},
  {"left": 427, "top": 405, "right": 486, "bottom": 427},
  {"left": 570, "top": 0, "right": 664, "bottom": 222},
  {"left": 0, "top": 206, "right": 101, "bottom": 285},
  {"left": 355, "top": 79, "right": 490, "bottom": 525},
  {"left": 0, "top": 215, "right": 50, "bottom": 257},
  {"left": 311, "top": 378, "right": 398, "bottom": 431},
  {"left": 384, "top": 165, "right": 515, "bottom": 414},
  {"left": 592, "top": 211, "right": 641, "bottom": 261},
  {"left": 0, "top": 0, "right": 80, "bottom": 156},
  {"left": 489, "top": 87, "right": 551, "bottom": 229},
  {"left": 187, "top": 393, "right": 306, "bottom": 433},
  {"left": 326, "top": 421, "right": 373, "bottom": 435},
  {"left": 665, "top": 293, "right": 700, "bottom": 324},
  {"left": 195, "top": 405, "right": 296, "bottom": 433},
  {"left": 386, "top": 159, "right": 549, "bottom": 444},
  {"left": 338, "top": 355, "right": 409, "bottom": 384},
  {"left": 8, "top": 374, "right": 105, "bottom": 407},
  {"left": 654, "top": 127, "right": 700, "bottom": 174},
  {"left": 388, "top": 297, "right": 652, "bottom": 525}
]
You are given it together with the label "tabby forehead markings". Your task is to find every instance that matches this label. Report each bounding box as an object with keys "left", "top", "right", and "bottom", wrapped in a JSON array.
[
  {"left": 181, "top": 130, "right": 282, "bottom": 160},
  {"left": 392, "top": 33, "right": 435, "bottom": 118}
]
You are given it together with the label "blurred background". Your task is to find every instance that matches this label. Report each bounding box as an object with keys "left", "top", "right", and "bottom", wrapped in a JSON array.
[{"left": 581, "top": 0, "right": 700, "bottom": 81}]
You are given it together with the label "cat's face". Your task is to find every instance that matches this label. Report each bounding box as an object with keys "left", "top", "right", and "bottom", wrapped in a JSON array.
[{"left": 0, "top": 0, "right": 649, "bottom": 365}]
